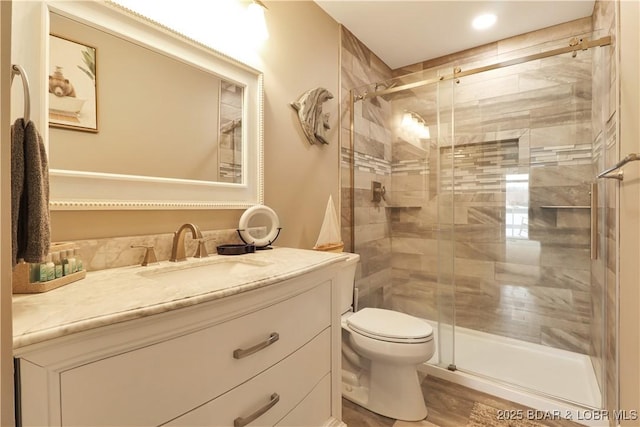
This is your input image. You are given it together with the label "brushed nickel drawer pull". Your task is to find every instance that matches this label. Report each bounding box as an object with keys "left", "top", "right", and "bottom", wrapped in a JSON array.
[
  {"left": 233, "top": 393, "right": 280, "bottom": 427},
  {"left": 233, "top": 332, "right": 279, "bottom": 359}
]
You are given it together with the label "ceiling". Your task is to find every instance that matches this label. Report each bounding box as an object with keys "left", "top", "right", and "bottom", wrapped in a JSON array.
[{"left": 314, "top": 1, "right": 596, "bottom": 69}]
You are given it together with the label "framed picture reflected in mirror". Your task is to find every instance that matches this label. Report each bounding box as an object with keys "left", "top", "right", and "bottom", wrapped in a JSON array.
[{"left": 49, "top": 34, "right": 97, "bottom": 132}]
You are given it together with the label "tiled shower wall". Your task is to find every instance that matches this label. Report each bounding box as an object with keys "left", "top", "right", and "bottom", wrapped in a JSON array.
[
  {"left": 341, "top": 1, "right": 618, "bottom": 414},
  {"left": 341, "top": 8, "right": 617, "bottom": 394},
  {"left": 219, "top": 81, "right": 243, "bottom": 183},
  {"left": 340, "top": 27, "right": 393, "bottom": 310}
]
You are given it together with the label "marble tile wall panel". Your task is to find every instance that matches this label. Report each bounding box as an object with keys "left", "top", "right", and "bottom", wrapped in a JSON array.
[
  {"left": 340, "top": 26, "right": 394, "bottom": 310},
  {"left": 529, "top": 100, "right": 593, "bottom": 130},
  {"left": 439, "top": 140, "right": 519, "bottom": 193},
  {"left": 392, "top": 136, "right": 429, "bottom": 158},
  {"left": 341, "top": 172, "right": 353, "bottom": 252},
  {"left": 354, "top": 151, "right": 392, "bottom": 176},
  {"left": 529, "top": 144, "right": 592, "bottom": 166},
  {"left": 529, "top": 164, "right": 593, "bottom": 186},
  {"left": 392, "top": 159, "right": 428, "bottom": 175},
  {"left": 68, "top": 228, "right": 244, "bottom": 272},
  {"left": 391, "top": 136, "right": 429, "bottom": 206},
  {"left": 219, "top": 163, "right": 241, "bottom": 181},
  {"left": 218, "top": 81, "right": 243, "bottom": 183},
  {"left": 355, "top": 266, "right": 391, "bottom": 312},
  {"left": 389, "top": 272, "right": 439, "bottom": 320}
]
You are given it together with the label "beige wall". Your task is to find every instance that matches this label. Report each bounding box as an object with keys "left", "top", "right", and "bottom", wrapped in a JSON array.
[
  {"left": 1, "top": 2, "right": 15, "bottom": 424},
  {"left": 618, "top": 0, "right": 640, "bottom": 422},
  {"left": 261, "top": 0, "right": 340, "bottom": 249},
  {"left": 50, "top": 1, "right": 340, "bottom": 250}
]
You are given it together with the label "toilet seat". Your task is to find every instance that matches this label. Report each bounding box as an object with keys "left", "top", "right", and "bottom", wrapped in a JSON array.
[{"left": 347, "top": 308, "right": 433, "bottom": 344}]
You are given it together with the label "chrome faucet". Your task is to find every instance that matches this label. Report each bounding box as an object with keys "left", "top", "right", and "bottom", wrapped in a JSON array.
[{"left": 170, "top": 223, "right": 203, "bottom": 262}]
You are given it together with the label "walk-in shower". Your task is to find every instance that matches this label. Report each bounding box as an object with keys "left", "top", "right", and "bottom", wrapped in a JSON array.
[{"left": 345, "top": 31, "right": 617, "bottom": 421}]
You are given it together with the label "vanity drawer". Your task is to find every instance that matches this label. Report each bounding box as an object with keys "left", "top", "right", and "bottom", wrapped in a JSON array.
[
  {"left": 164, "top": 328, "right": 330, "bottom": 427},
  {"left": 59, "top": 281, "right": 331, "bottom": 427},
  {"left": 275, "top": 372, "right": 331, "bottom": 426}
]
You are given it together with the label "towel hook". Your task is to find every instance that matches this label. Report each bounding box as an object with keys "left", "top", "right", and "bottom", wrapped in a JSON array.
[{"left": 10, "top": 64, "right": 31, "bottom": 123}]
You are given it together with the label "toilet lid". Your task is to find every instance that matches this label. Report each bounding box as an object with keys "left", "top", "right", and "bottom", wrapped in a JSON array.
[{"left": 347, "top": 308, "right": 433, "bottom": 343}]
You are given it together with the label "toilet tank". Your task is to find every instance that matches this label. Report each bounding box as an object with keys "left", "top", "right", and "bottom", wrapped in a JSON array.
[{"left": 336, "top": 252, "right": 360, "bottom": 314}]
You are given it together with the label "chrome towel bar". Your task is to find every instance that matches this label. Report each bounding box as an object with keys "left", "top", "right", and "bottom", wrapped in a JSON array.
[{"left": 597, "top": 153, "right": 640, "bottom": 181}]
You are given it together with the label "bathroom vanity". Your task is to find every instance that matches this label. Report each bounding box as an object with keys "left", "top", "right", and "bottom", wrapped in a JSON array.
[{"left": 13, "top": 248, "right": 347, "bottom": 426}]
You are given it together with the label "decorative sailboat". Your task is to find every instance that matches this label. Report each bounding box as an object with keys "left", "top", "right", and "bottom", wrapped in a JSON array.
[{"left": 313, "top": 195, "right": 344, "bottom": 253}]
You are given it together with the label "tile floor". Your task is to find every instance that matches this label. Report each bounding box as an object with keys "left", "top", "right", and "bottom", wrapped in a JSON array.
[{"left": 341, "top": 375, "right": 586, "bottom": 427}]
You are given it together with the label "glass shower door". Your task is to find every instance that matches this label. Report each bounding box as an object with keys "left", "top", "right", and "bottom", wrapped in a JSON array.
[
  {"left": 448, "top": 38, "right": 605, "bottom": 408},
  {"left": 348, "top": 69, "right": 458, "bottom": 371},
  {"left": 435, "top": 76, "right": 456, "bottom": 370}
]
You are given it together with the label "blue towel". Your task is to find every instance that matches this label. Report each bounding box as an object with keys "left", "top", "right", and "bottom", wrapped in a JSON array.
[{"left": 11, "top": 118, "right": 50, "bottom": 267}]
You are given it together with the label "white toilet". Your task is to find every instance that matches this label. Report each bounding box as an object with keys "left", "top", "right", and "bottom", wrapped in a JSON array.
[{"left": 338, "top": 253, "right": 434, "bottom": 421}]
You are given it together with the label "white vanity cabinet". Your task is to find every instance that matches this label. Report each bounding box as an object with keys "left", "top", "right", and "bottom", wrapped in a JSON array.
[{"left": 14, "top": 259, "right": 345, "bottom": 427}]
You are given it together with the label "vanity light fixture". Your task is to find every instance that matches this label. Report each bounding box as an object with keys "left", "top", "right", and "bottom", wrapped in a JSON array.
[
  {"left": 472, "top": 13, "right": 497, "bottom": 30},
  {"left": 247, "top": 0, "right": 269, "bottom": 41},
  {"left": 402, "top": 111, "right": 430, "bottom": 139}
]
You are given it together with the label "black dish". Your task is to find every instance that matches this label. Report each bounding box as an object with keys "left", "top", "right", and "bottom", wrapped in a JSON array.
[{"left": 216, "top": 244, "right": 256, "bottom": 255}]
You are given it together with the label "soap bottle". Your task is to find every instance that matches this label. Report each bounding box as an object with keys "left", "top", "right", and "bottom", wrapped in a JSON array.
[
  {"left": 39, "top": 255, "right": 53, "bottom": 282},
  {"left": 73, "top": 248, "right": 83, "bottom": 272},
  {"left": 62, "top": 250, "right": 71, "bottom": 276},
  {"left": 29, "top": 262, "right": 41, "bottom": 283},
  {"left": 67, "top": 250, "right": 77, "bottom": 274},
  {"left": 52, "top": 252, "right": 63, "bottom": 279},
  {"left": 45, "top": 254, "right": 55, "bottom": 281}
]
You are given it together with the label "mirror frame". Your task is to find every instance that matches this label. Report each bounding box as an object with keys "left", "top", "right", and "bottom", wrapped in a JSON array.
[{"left": 44, "top": 1, "right": 264, "bottom": 210}]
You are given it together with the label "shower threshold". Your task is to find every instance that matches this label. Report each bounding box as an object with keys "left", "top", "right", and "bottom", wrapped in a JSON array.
[{"left": 422, "top": 320, "right": 603, "bottom": 424}]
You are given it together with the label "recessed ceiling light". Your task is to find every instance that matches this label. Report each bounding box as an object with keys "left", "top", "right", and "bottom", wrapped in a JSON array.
[{"left": 472, "top": 13, "right": 497, "bottom": 30}]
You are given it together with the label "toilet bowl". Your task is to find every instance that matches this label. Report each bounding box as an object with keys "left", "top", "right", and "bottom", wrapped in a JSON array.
[{"left": 337, "top": 253, "right": 435, "bottom": 421}]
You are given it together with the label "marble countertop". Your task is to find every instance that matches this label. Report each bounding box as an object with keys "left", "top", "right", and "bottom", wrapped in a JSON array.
[{"left": 13, "top": 247, "right": 347, "bottom": 350}]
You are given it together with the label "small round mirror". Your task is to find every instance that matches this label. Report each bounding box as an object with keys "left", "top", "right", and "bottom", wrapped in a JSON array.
[{"left": 238, "top": 205, "right": 281, "bottom": 248}]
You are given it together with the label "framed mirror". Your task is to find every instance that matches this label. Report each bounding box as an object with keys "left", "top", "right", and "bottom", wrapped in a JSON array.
[{"left": 43, "top": 1, "right": 263, "bottom": 209}]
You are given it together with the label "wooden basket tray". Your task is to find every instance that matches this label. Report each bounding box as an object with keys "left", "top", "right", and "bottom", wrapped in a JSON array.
[
  {"left": 12, "top": 242, "right": 86, "bottom": 294},
  {"left": 12, "top": 264, "right": 86, "bottom": 294}
]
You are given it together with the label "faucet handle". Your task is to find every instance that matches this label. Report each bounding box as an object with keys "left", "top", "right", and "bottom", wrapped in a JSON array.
[
  {"left": 194, "top": 240, "right": 208, "bottom": 259},
  {"left": 194, "top": 236, "right": 217, "bottom": 258},
  {"left": 131, "top": 245, "right": 158, "bottom": 266}
]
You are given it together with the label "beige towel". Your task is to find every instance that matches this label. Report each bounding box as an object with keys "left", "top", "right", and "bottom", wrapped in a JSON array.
[{"left": 11, "top": 118, "right": 50, "bottom": 267}]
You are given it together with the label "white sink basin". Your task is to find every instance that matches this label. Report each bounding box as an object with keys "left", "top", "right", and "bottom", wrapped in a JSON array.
[{"left": 139, "top": 256, "right": 272, "bottom": 285}]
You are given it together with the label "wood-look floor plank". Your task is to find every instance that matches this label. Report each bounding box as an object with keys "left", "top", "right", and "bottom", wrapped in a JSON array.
[{"left": 342, "top": 375, "right": 587, "bottom": 427}]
